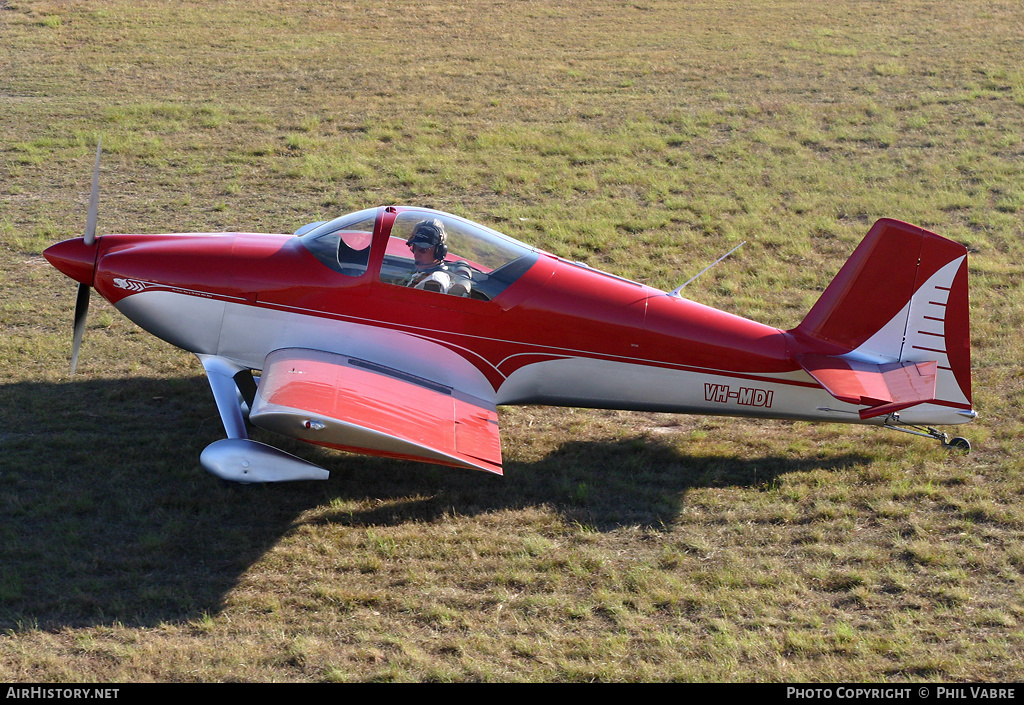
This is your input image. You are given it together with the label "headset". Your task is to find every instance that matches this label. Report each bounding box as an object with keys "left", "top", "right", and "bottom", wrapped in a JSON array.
[{"left": 406, "top": 219, "right": 448, "bottom": 261}]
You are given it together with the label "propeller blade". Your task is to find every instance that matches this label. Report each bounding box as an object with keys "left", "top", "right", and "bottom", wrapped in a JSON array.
[
  {"left": 83, "top": 139, "right": 101, "bottom": 246},
  {"left": 70, "top": 282, "right": 90, "bottom": 377},
  {"left": 71, "top": 139, "right": 101, "bottom": 376}
]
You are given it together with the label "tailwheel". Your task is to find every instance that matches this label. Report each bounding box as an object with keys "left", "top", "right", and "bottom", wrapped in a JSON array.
[
  {"left": 942, "top": 436, "right": 971, "bottom": 453},
  {"left": 882, "top": 413, "right": 971, "bottom": 454}
]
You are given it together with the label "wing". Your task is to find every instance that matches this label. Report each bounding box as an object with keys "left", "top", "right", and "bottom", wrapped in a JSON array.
[
  {"left": 249, "top": 348, "right": 502, "bottom": 474},
  {"left": 796, "top": 353, "right": 938, "bottom": 420}
]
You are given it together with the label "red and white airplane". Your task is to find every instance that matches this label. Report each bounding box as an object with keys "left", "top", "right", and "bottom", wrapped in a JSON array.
[{"left": 44, "top": 147, "right": 975, "bottom": 482}]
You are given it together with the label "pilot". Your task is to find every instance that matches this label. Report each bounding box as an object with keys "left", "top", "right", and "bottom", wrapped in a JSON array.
[{"left": 406, "top": 219, "right": 451, "bottom": 291}]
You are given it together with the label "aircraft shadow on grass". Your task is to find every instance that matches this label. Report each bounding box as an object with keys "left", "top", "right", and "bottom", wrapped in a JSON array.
[{"left": 0, "top": 375, "right": 870, "bottom": 631}]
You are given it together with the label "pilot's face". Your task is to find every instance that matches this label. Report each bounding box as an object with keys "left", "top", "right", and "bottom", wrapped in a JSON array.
[{"left": 411, "top": 243, "right": 437, "bottom": 268}]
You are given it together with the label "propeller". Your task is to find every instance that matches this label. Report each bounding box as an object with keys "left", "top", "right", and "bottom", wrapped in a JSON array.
[{"left": 70, "top": 140, "right": 102, "bottom": 377}]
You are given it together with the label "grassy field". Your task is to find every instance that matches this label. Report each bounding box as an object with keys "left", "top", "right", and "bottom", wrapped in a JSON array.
[{"left": 2, "top": 0, "right": 1023, "bottom": 682}]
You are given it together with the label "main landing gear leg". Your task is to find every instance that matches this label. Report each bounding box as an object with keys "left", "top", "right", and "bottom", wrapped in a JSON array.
[
  {"left": 197, "top": 354, "right": 329, "bottom": 483},
  {"left": 882, "top": 413, "right": 971, "bottom": 453}
]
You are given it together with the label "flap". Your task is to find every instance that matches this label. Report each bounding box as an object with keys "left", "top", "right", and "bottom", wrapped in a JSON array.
[
  {"left": 250, "top": 348, "right": 502, "bottom": 474},
  {"left": 797, "top": 354, "right": 938, "bottom": 420}
]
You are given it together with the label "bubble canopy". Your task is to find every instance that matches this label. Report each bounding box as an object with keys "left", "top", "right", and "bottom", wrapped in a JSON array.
[{"left": 298, "top": 207, "right": 540, "bottom": 300}]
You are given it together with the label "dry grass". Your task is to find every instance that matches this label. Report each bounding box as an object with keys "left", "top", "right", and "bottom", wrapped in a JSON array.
[{"left": 1, "top": 0, "right": 1023, "bottom": 682}]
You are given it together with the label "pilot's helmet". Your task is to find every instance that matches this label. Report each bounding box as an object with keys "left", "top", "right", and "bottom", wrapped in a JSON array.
[{"left": 406, "top": 219, "right": 448, "bottom": 261}]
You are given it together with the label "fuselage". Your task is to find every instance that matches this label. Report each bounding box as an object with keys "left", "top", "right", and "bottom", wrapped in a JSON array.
[{"left": 43, "top": 206, "right": 972, "bottom": 427}]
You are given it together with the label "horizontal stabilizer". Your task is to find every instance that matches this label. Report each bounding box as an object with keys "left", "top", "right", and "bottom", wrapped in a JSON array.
[{"left": 797, "top": 353, "right": 937, "bottom": 420}]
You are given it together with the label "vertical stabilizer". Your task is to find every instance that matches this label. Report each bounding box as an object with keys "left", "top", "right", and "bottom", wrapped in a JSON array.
[{"left": 791, "top": 219, "right": 971, "bottom": 409}]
